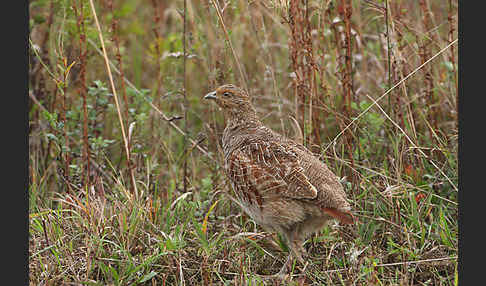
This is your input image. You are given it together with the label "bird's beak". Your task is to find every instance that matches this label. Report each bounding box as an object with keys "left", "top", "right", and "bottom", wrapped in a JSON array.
[{"left": 204, "top": 91, "right": 217, "bottom": 100}]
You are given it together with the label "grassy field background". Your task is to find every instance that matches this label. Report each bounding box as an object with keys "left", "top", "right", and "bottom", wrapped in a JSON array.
[{"left": 29, "top": 0, "right": 458, "bottom": 284}]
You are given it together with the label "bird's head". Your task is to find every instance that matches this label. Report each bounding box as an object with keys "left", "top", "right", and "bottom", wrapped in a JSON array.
[{"left": 204, "top": 84, "right": 253, "bottom": 113}]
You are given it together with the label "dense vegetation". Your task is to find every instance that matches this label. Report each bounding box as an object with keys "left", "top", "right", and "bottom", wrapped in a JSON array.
[{"left": 29, "top": 0, "right": 458, "bottom": 284}]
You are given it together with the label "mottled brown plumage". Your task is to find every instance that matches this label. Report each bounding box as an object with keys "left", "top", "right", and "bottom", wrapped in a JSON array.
[{"left": 204, "top": 84, "right": 354, "bottom": 275}]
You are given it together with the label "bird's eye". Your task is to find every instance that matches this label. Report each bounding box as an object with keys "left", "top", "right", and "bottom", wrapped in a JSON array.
[{"left": 222, "top": 92, "right": 231, "bottom": 97}]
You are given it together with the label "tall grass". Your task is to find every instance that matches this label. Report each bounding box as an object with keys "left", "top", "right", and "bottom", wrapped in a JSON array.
[{"left": 29, "top": 0, "right": 458, "bottom": 284}]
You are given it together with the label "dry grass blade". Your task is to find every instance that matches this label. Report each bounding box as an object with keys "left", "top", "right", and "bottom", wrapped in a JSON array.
[
  {"left": 289, "top": 115, "right": 303, "bottom": 144},
  {"left": 202, "top": 199, "right": 219, "bottom": 234}
]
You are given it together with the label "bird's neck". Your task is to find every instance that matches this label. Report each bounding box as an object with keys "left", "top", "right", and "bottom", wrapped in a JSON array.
[
  {"left": 224, "top": 106, "right": 261, "bottom": 130},
  {"left": 222, "top": 108, "right": 262, "bottom": 156}
]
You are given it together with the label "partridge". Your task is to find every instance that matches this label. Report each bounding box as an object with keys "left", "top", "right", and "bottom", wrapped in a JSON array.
[{"left": 204, "top": 84, "right": 354, "bottom": 275}]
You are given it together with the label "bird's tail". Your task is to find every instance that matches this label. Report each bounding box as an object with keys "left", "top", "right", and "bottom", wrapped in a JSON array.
[{"left": 321, "top": 207, "right": 355, "bottom": 224}]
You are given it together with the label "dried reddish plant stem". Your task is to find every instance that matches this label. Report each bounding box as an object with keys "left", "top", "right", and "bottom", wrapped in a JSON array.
[
  {"left": 332, "top": 0, "right": 355, "bottom": 185},
  {"left": 384, "top": 0, "right": 392, "bottom": 113},
  {"left": 149, "top": 0, "right": 163, "bottom": 100},
  {"left": 387, "top": 2, "right": 419, "bottom": 169},
  {"left": 307, "top": 6, "right": 321, "bottom": 148},
  {"left": 419, "top": 0, "right": 437, "bottom": 135},
  {"left": 73, "top": 0, "right": 90, "bottom": 187},
  {"left": 108, "top": 0, "right": 130, "bottom": 124},
  {"left": 343, "top": 0, "right": 355, "bottom": 171},
  {"left": 288, "top": 0, "right": 316, "bottom": 146},
  {"left": 303, "top": 0, "right": 316, "bottom": 147},
  {"left": 147, "top": 0, "right": 162, "bottom": 145},
  {"left": 395, "top": 34, "right": 416, "bottom": 172},
  {"left": 384, "top": 3, "right": 404, "bottom": 132},
  {"left": 183, "top": 0, "right": 188, "bottom": 193},
  {"left": 316, "top": 6, "right": 331, "bottom": 146},
  {"left": 323, "top": 5, "right": 344, "bottom": 142},
  {"left": 62, "top": 62, "right": 71, "bottom": 188},
  {"left": 108, "top": 0, "right": 136, "bottom": 194},
  {"left": 342, "top": 0, "right": 353, "bottom": 114},
  {"left": 310, "top": 72, "right": 322, "bottom": 147},
  {"left": 391, "top": 5, "right": 407, "bottom": 132}
]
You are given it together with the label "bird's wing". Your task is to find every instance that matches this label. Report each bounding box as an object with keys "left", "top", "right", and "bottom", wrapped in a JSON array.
[{"left": 227, "top": 140, "right": 318, "bottom": 200}]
